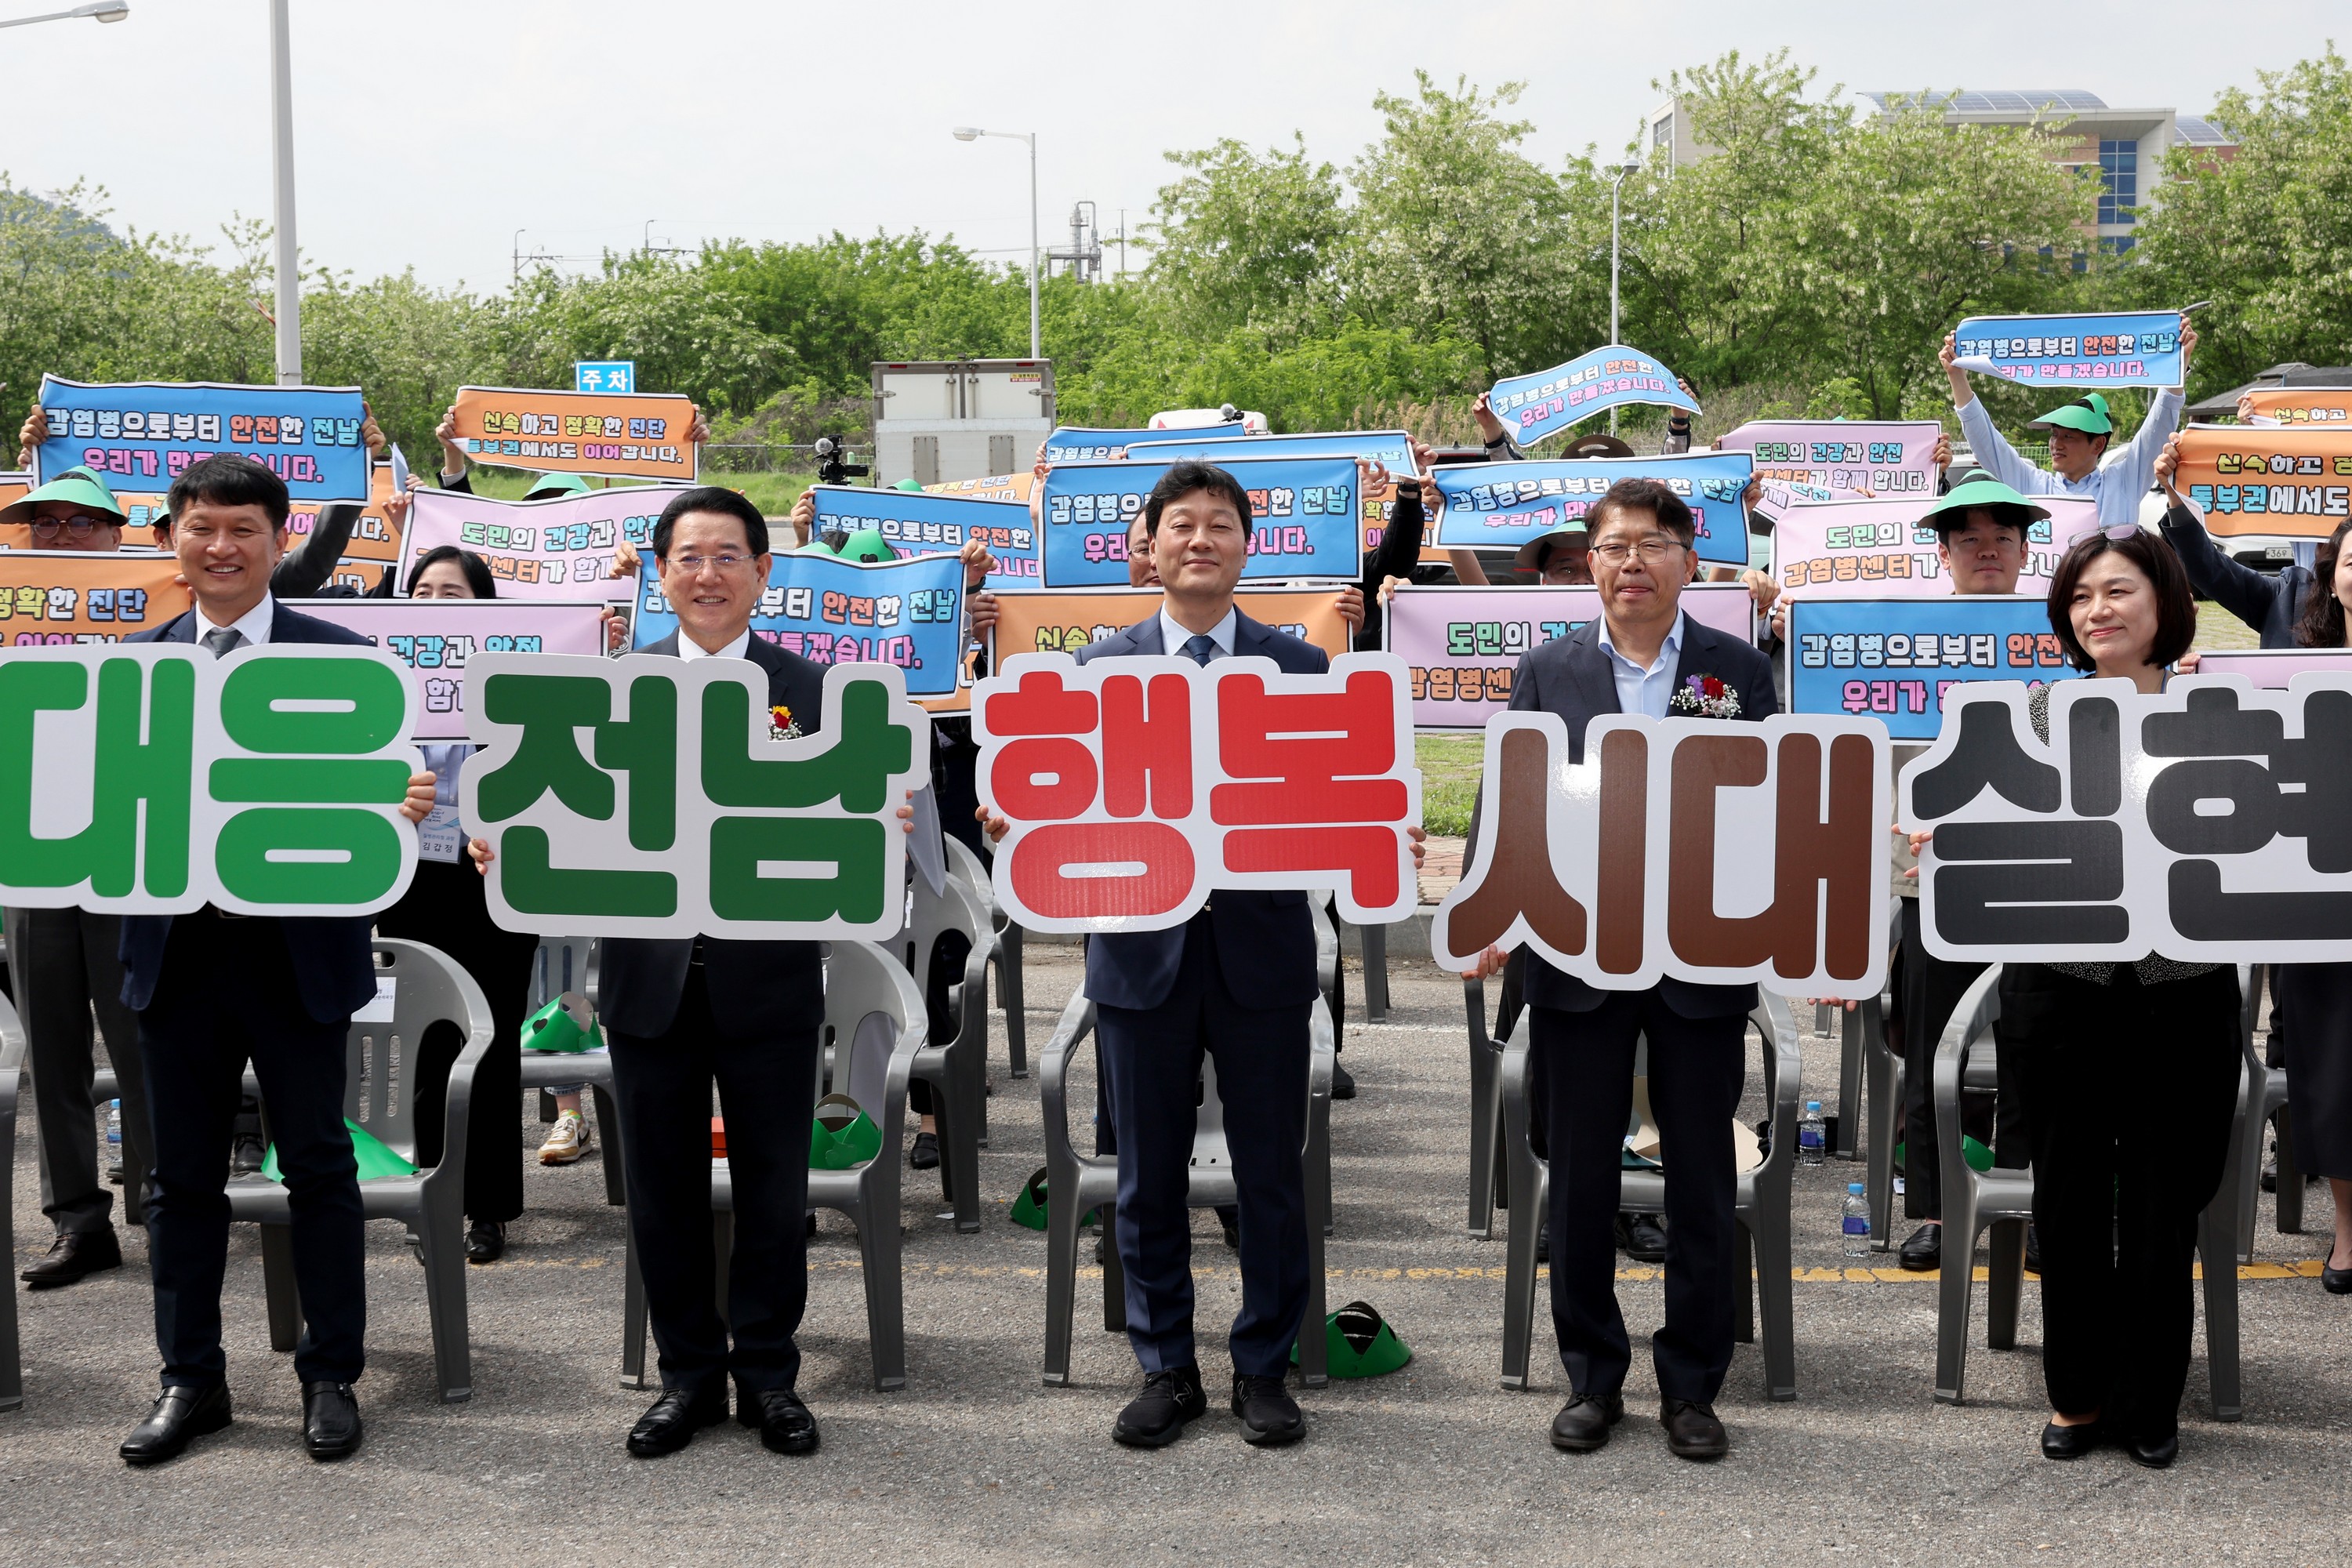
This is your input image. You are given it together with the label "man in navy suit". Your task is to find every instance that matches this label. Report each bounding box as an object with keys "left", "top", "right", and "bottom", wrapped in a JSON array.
[
  {"left": 1465, "top": 477, "right": 1777, "bottom": 1462},
  {"left": 983, "top": 461, "right": 1420, "bottom": 1449},
  {"left": 115, "top": 456, "right": 437, "bottom": 1466}
]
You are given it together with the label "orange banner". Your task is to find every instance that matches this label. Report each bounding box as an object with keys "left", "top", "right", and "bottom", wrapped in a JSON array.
[
  {"left": 0, "top": 480, "right": 163, "bottom": 550},
  {"left": 2174, "top": 424, "right": 2352, "bottom": 539},
  {"left": 2244, "top": 387, "right": 2352, "bottom": 427},
  {"left": 925, "top": 471, "right": 1035, "bottom": 503},
  {"left": 987, "top": 586, "right": 1352, "bottom": 665},
  {"left": 0, "top": 550, "right": 191, "bottom": 644},
  {"left": 450, "top": 386, "right": 697, "bottom": 482}
]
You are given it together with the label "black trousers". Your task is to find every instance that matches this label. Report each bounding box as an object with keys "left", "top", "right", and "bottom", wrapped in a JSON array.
[
  {"left": 608, "top": 964, "right": 821, "bottom": 1396},
  {"left": 1896, "top": 898, "right": 2027, "bottom": 1220},
  {"left": 4, "top": 905, "right": 152, "bottom": 1233},
  {"left": 374, "top": 859, "right": 539, "bottom": 1224},
  {"left": 136, "top": 912, "right": 365, "bottom": 1388},
  {"left": 1094, "top": 914, "right": 1311, "bottom": 1378},
  {"left": 1532, "top": 993, "right": 1747, "bottom": 1404},
  {"left": 2000, "top": 964, "right": 2240, "bottom": 1439}
]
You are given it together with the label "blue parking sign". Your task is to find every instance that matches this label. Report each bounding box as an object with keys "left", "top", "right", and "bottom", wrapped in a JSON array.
[{"left": 575, "top": 361, "right": 635, "bottom": 394}]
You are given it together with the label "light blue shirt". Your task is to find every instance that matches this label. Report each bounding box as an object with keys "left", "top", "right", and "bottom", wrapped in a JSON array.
[
  {"left": 1955, "top": 387, "right": 2183, "bottom": 529},
  {"left": 1596, "top": 609, "right": 1686, "bottom": 720},
  {"left": 1158, "top": 604, "right": 1237, "bottom": 662}
]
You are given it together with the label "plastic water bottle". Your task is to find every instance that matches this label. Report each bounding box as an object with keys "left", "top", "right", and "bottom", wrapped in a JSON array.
[
  {"left": 1798, "top": 1101, "right": 1827, "bottom": 1165},
  {"left": 104, "top": 1098, "right": 123, "bottom": 1181},
  {"left": 1842, "top": 1183, "right": 1871, "bottom": 1257}
]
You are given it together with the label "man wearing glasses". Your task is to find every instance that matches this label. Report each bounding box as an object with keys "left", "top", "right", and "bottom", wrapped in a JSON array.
[{"left": 1461, "top": 477, "right": 1777, "bottom": 1462}]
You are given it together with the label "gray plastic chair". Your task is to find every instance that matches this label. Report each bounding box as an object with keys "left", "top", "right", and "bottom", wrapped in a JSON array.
[
  {"left": 519, "top": 935, "right": 626, "bottom": 1207},
  {"left": 619, "top": 941, "right": 927, "bottom": 1392},
  {"left": 1495, "top": 993, "right": 1802, "bottom": 1400},
  {"left": 1035, "top": 985, "right": 1338, "bottom": 1388},
  {"left": 944, "top": 836, "right": 1027, "bottom": 1080},
  {"left": 888, "top": 860, "right": 992, "bottom": 1232},
  {"left": 1461, "top": 975, "right": 1523, "bottom": 1239},
  {"left": 223, "top": 938, "right": 494, "bottom": 1406},
  {"left": 2232, "top": 965, "right": 2299, "bottom": 1257},
  {"left": 1929, "top": 964, "right": 2247, "bottom": 1418},
  {"left": 0, "top": 985, "right": 24, "bottom": 1412}
]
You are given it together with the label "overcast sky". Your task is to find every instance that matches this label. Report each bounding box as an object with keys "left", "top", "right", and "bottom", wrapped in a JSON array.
[{"left": 3, "top": 0, "right": 2336, "bottom": 294}]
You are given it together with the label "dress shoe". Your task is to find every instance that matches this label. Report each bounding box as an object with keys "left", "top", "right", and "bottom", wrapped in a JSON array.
[
  {"left": 909, "top": 1131, "right": 941, "bottom": 1171},
  {"left": 1898, "top": 1224, "right": 1942, "bottom": 1272},
  {"left": 737, "top": 1386, "right": 820, "bottom": 1455},
  {"left": 1548, "top": 1391, "right": 1624, "bottom": 1452},
  {"left": 2039, "top": 1418, "right": 2101, "bottom": 1460},
  {"left": 302, "top": 1381, "right": 363, "bottom": 1461},
  {"left": 626, "top": 1382, "right": 730, "bottom": 1457},
  {"left": 1660, "top": 1398, "right": 1728, "bottom": 1460},
  {"left": 2322, "top": 1259, "right": 2352, "bottom": 1294},
  {"left": 230, "top": 1132, "right": 266, "bottom": 1175},
  {"left": 2126, "top": 1430, "right": 2180, "bottom": 1469},
  {"left": 1112, "top": 1364, "right": 1207, "bottom": 1447},
  {"left": 464, "top": 1221, "right": 505, "bottom": 1265},
  {"left": 120, "top": 1383, "right": 231, "bottom": 1465},
  {"left": 1231, "top": 1374, "right": 1305, "bottom": 1446},
  {"left": 21, "top": 1227, "right": 122, "bottom": 1289},
  {"left": 1330, "top": 1061, "right": 1356, "bottom": 1101},
  {"left": 1615, "top": 1211, "right": 1668, "bottom": 1264},
  {"left": 2025, "top": 1224, "right": 2044, "bottom": 1276},
  {"left": 1219, "top": 1210, "right": 1241, "bottom": 1251}
]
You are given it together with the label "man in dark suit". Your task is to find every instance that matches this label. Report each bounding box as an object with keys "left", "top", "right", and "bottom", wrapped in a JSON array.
[
  {"left": 115, "top": 456, "right": 437, "bottom": 1466},
  {"left": 982, "top": 461, "right": 1420, "bottom": 1448},
  {"left": 1464, "top": 477, "right": 1777, "bottom": 1461}
]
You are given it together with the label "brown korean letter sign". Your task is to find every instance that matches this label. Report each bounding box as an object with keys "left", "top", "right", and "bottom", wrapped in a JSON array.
[
  {"left": 449, "top": 387, "right": 697, "bottom": 483},
  {"left": 1431, "top": 711, "right": 1890, "bottom": 997}
]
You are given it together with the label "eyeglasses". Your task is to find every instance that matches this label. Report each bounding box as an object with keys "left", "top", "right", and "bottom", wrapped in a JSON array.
[
  {"left": 2101, "top": 524, "right": 2141, "bottom": 541},
  {"left": 1589, "top": 538, "right": 1686, "bottom": 566},
  {"left": 666, "top": 553, "right": 750, "bottom": 574},
  {"left": 27, "top": 514, "right": 116, "bottom": 538}
]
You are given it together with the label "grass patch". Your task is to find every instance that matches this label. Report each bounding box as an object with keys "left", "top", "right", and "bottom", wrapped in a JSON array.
[
  {"left": 1417, "top": 732, "right": 1484, "bottom": 837},
  {"left": 466, "top": 464, "right": 815, "bottom": 517}
]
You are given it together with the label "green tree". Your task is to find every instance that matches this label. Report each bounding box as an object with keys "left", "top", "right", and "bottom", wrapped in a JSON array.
[{"left": 1144, "top": 135, "right": 1346, "bottom": 346}]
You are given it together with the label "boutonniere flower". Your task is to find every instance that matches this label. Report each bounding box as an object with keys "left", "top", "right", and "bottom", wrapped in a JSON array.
[
  {"left": 1668, "top": 673, "right": 1742, "bottom": 718},
  {"left": 768, "top": 703, "right": 803, "bottom": 741}
]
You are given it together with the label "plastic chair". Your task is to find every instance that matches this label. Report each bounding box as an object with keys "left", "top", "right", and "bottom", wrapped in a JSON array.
[
  {"left": 888, "top": 859, "right": 992, "bottom": 1232},
  {"left": 2232, "top": 964, "right": 2299, "bottom": 1258},
  {"left": 1035, "top": 985, "right": 1338, "bottom": 1388},
  {"left": 1495, "top": 993, "right": 1802, "bottom": 1401},
  {"left": 0, "top": 987, "right": 24, "bottom": 1412},
  {"left": 944, "top": 835, "right": 1027, "bottom": 1080},
  {"left": 1461, "top": 972, "right": 1526, "bottom": 1240},
  {"left": 1929, "top": 964, "right": 2247, "bottom": 1417},
  {"left": 619, "top": 941, "right": 927, "bottom": 1392},
  {"left": 519, "top": 935, "right": 626, "bottom": 1207},
  {"left": 223, "top": 938, "right": 494, "bottom": 1406}
]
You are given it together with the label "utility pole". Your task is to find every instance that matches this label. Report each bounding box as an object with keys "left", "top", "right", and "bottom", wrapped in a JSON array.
[{"left": 268, "top": 0, "right": 301, "bottom": 384}]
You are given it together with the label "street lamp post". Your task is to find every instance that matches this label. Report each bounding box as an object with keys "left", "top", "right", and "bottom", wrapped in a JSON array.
[
  {"left": 0, "top": 2, "right": 129, "bottom": 29},
  {"left": 952, "top": 126, "right": 1040, "bottom": 360},
  {"left": 1608, "top": 161, "right": 1637, "bottom": 433},
  {"left": 267, "top": 0, "right": 301, "bottom": 384}
]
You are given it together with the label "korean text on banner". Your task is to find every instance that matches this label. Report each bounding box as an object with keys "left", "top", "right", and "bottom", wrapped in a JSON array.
[
  {"left": 985, "top": 586, "right": 1353, "bottom": 666},
  {"left": 1771, "top": 494, "right": 2101, "bottom": 598},
  {"left": 1784, "top": 597, "right": 2082, "bottom": 741},
  {"left": 2173, "top": 423, "right": 2352, "bottom": 539},
  {"left": 1907, "top": 676, "right": 2352, "bottom": 964},
  {"left": 973, "top": 652, "right": 1420, "bottom": 931},
  {"left": 0, "top": 550, "right": 191, "bottom": 644},
  {"left": 926, "top": 472, "right": 1035, "bottom": 503},
  {"left": 449, "top": 386, "right": 696, "bottom": 483},
  {"left": 1486, "top": 345, "right": 1700, "bottom": 448},
  {"left": 1044, "top": 423, "right": 1245, "bottom": 463},
  {"left": 633, "top": 546, "right": 967, "bottom": 700},
  {"left": 1036, "top": 456, "right": 1361, "bottom": 588},
  {"left": 2192, "top": 648, "right": 2352, "bottom": 688},
  {"left": 1430, "top": 453, "right": 1753, "bottom": 568},
  {"left": 35, "top": 377, "right": 371, "bottom": 503},
  {"left": 1950, "top": 310, "right": 2187, "bottom": 389},
  {"left": 1714, "top": 420, "right": 1943, "bottom": 520},
  {"left": 2242, "top": 387, "right": 2352, "bottom": 426},
  {"left": 1383, "top": 582, "right": 1755, "bottom": 731},
  {"left": 289, "top": 598, "right": 612, "bottom": 740},
  {"left": 1429, "top": 711, "right": 1890, "bottom": 998},
  {"left": 1123, "top": 430, "right": 1422, "bottom": 557},
  {"left": 806, "top": 484, "right": 1039, "bottom": 590},
  {"left": 461, "top": 658, "right": 929, "bottom": 939},
  {"left": 0, "top": 644, "right": 421, "bottom": 916},
  {"left": 404, "top": 486, "right": 646, "bottom": 601}
]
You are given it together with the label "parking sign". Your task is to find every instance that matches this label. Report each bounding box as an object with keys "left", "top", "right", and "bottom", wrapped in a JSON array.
[{"left": 574, "top": 361, "right": 635, "bottom": 394}]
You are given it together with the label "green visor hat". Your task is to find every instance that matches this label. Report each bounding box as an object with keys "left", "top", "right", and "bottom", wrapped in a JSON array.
[
  {"left": 523, "top": 471, "right": 595, "bottom": 501},
  {"left": 1512, "top": 523, "right": 1590, "bottom": 575},
  {"left": 0, "top": 465, "right": 129, "bottom": 527},
  {"left": 834, "top": 527, "right": 897, "bottom": 564},
  {"left": 1919, "top": 470, "right": 2051, "bottom": 535},
  {"left": 1290, "top": 1299, "right": 1413, "bottom": 1379},
  {"left": 2029, "top": 391, "right": 2114, "bottom": 436}
]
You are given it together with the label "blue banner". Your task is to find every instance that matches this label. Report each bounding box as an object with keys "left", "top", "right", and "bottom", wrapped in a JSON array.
[
  {"left": 630, "top": 547, "right": 967, "bottom": 698},
  {"left": 1123, "top": 429, "right": 1416, "bottom": 474},
  {"left": 804, "top": 485, "right": 1039, "bottom": 590},
  {"left": 1486, "top": 345, "right": 1698, "bottom": 448},
  {"left": 1430, "top": 453, "right": 1753, "bottom": 568},
  {"left": 1037, "top": 456, "right": 1361, "bottom": 588},
  {"left": 1044, "top": 423, "right": 1247, "bottom": 463},
  {"left": 1951, "top": 310, "right": 2187, "bottom": 390},
  {"left": 34, "top": 377, "right": 371, "bottom": 502},
  {"left": 1784, "top": 596, "right": 2083, "bottom": 740}
]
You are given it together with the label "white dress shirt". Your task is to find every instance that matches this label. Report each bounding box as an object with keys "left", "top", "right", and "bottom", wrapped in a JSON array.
[
  {"left": 1158, "top": 604, "right": 1238, "bottom": 662},
  {"left": 1595, "top": 609, "right": 1687, "bottom": 720},
  {"left": 195, "top": 593, "right": 277, "bottom": 650},
  {"left": 677, "top": 626, "right": 753, "bottom": 661}
]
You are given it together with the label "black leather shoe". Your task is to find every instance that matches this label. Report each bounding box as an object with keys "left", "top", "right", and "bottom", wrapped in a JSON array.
[
  {"left": 737, "top": 1386, "right": 820, "bottom": 1455},
  {"left": 120, "top": 1383, "right": 232, "bottom": 1465},
  {"left": 1112, "top": 1365, "right": 1207, "bottom": 1447},
  {"left": 2040, "top": 1418, "right": 2101, "bottom": 1460},
  {"left": 1549, "top": 1391, "right": 1624, "bottom": 1452},
  {"left": 1616, "top": 1212, "right": 1668, "bottom": 1264},
  {"left": 2323, "top": 1261, "right": 2352, "bottom": 1294},
  {"left": 21, "top": 1228, "right": 122, "bottom": 1289},
  {"left": 1898, "top": 1224, "right": 1942, "bottom": 1272},
  {"left": 1661, "top": 1399, "right": 1728, "bottom": 1460},
  {"left": 1232, "top": 1374, "right": 1305, "bottom": 1446},
  {"left": 230, "top": 1132, "right": 266, "bottom": 1175},
  {"left": 909, "top": 1131, "right": 940, "bottom": 1171},
  {"left": 302, "top": 1381, "right": 363, "bottom": 1461},
  {"left": 626, "top": 1383, "right": 729, "bottom": 1457},
  {"left": 464, "top": 1221, "right": 505, "bottom": 1265},
  {"left": 1536, "top": 1221, "right": 1549, "bottom": 1265},
  {"left": 2126, "top": 1430, "right": 2180, "bottom": 1469},
  {"left": 1219, "top": 1209, "right": 1241, "bottom": 1251},
  {"left": 1330, "top": 1061, "right": 1356, "bottom": 1101},
  {"left": 2025, "top": 1224, "right": 2044, "bottom": 1276}
]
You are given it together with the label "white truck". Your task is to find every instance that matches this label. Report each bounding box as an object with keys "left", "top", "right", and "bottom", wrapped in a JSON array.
[{"left": 871, "top": 358, "right": 1054, "bottom": 487}]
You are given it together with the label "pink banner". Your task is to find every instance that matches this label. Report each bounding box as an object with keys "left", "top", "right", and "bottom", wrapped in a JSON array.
[
  {"left": 2191, "top": 648, "right": 2352, "bottom": 689},
  {"left": 1771, "top": 494, "right": 2101, "bottom": 600},
  {"left": 404, "top": 486, "right": 646, "bottom": 602},
  {"left": 288, "top": 597, "right": 612, "bottom": 739},
  {"left": 1714, "top": 419, "right": 1944, "bottom": 521}
]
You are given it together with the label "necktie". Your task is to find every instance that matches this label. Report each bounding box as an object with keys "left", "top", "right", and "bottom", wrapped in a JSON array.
[
  {"left": 200, "top": 626, "right": 245, "bottom": 658},
  {"left": 1181, "top": 633, "right": 1217, "bottom": 668}
]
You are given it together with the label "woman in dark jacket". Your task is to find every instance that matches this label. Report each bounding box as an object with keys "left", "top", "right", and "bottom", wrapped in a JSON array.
[{"left": 2152, "top": 432, "right": 2314, "bottom": 648}]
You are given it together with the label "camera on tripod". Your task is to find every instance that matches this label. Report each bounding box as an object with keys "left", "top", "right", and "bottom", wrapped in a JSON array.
[{"left": 814, "top": 435, "right": 868, "bottom": 486}]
